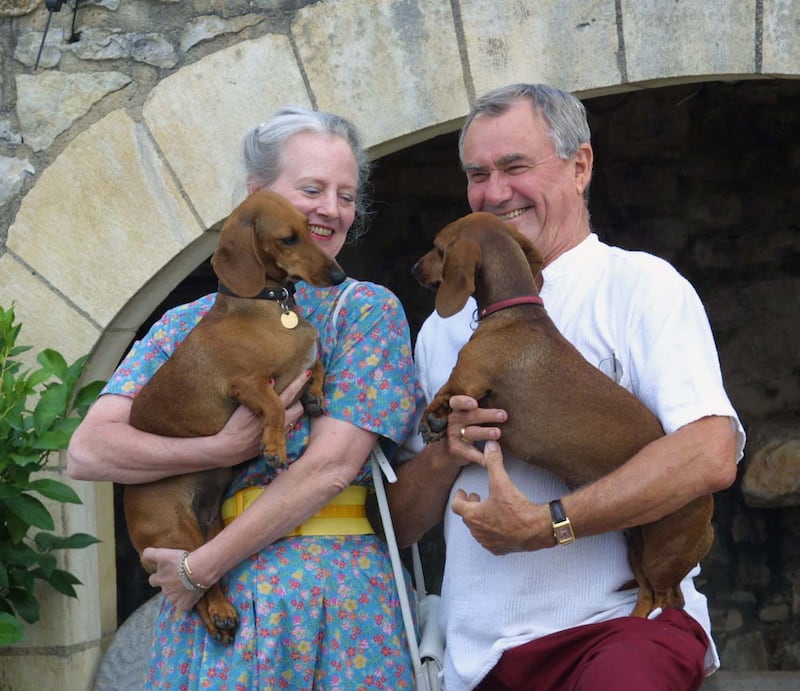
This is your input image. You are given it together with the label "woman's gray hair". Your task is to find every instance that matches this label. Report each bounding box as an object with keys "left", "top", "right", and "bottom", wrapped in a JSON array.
[
  {"left": 458, "top": 83, "right": 591, "bottom": 162},
  {"left": 241, "top": 106, "right": 372, "bottom": 240}
]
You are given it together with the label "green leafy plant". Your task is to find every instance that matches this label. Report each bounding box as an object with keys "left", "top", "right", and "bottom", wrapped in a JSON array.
[{"left": 0, "top": 304, "right": 104, "bottom": 646}]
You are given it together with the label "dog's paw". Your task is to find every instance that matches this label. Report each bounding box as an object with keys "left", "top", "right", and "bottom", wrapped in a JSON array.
[
  {"left": 211, "top": 610, "right": 238, "bottom": 645},
  {"left": 419, "top": 415, "right": 447, "bottom": 444}
]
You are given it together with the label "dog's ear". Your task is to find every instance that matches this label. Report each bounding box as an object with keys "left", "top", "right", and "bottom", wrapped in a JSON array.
[
  {"left": 505, "top": 223, "right": 544, "bottom": 279},
  {"left": 211, "top": 208, "right": 266, "bottom": 297},
  {"left": 436, "top": 239, "right": 480, "bottom": 317}
]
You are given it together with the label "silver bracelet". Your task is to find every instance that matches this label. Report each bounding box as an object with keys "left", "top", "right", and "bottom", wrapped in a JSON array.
[{"left": 178, "top": 551, "right": 209, "bottom": 593}]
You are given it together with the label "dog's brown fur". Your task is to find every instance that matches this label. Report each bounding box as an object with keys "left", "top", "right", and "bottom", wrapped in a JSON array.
[
  {"left": 414, "top": 211, "right": 714, "bottom": 618},
  {"left": 123, "top": 190, "right": 346, "bottom": 642}
]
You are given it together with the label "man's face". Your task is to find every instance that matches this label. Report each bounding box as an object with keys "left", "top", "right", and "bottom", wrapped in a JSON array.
[{"left": 460, "top": 100, "right": 592, "bottom": 264}]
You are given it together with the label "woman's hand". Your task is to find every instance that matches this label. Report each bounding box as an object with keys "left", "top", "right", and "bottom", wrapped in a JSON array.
[
  {"left": 445, "top": 394, "right": 507, "bottom": 467},
  {"left": 143, "top": 547, "right": 206, "bottom": 611}
]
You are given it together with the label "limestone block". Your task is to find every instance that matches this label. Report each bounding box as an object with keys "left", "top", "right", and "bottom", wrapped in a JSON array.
[
  {"left": 622, "top": 0, "right": 755, "bottom": 83},
  {"left": 180, "top": 13, "right": 264, "bottom": 52},
  {"left": 460, "top": 0, "right": 620, "bottom": 98},
  {"left": 7, "top": 109, "right": 204, "bottom": 329},
  {"left": 0, "top": 255, "right": 100, "bottom": 370},
  {"left": 16, "top": 70, "right": 132, "bottom": 151},
  {"left": 0, "top": 154, "right": 34, "bottom": 206},
  {"left": 14, "top": 27, "right": 63, "bottom": 69},
  {"left": 742, "top": 422, "right": 800, "bottom": 507},
  {"left": 0, "top": 645, "right": 101, "bottom": 691},
  {"left": 292, "top": 0, "right": 469, "bottom": 155},
  {"left": 762, "top": 0, "right": 800, "bottom": 75},
  {"left": 143, "top": 34, "right": 311, "bottom": 227},
  {"left": 69, "top": 28, "right": 178, "bottom": 68}
]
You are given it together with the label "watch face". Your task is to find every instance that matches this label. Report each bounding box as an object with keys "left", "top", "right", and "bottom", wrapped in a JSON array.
[{"left": 554, "top": 522, "right": 576, "bottom": 545}]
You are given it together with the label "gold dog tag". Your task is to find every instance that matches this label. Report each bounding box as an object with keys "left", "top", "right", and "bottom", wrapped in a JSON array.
[{"left": 281, "top": 310, "right": 299, "bottom": 329}]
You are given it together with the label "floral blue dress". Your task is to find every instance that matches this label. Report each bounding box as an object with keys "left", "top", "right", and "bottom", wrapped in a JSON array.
[{"left": 104, "top": 279, "right": 422, "bottom": 690}]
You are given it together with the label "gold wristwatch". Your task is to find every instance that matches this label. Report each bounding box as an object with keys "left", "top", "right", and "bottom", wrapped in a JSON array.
[{"left": 549, "top": 499, "right": 575, "bottom": 545}]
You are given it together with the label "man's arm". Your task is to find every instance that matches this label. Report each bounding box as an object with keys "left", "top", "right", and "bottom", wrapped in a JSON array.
[
  {"left": 451, "top": 414, "right": 739, "bottom": 554},
  {"left": 388, "top": 395, "right": 507, "bottom": 547}
]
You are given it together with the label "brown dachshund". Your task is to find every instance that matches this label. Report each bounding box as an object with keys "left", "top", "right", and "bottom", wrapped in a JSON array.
[
  {"left": 123, "top": 190, "right": 346, "bottom": 642},
  {"left": 414, "top": 211, "right": 713, "bottom": 618}
]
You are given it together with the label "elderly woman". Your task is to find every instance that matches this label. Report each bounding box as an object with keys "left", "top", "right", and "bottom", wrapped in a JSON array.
[{"left": 68, "top": 107, "right": 421, "bottom": 689}]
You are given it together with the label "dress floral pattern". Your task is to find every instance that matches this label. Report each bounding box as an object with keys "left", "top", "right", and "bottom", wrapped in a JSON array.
[{"left": 105, "top": 279, "right": 422, "bottom": 690}]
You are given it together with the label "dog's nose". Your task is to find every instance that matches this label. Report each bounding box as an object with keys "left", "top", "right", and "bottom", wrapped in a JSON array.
[{"left": 329, "top": 265, "right": 347, "bottom": 285}]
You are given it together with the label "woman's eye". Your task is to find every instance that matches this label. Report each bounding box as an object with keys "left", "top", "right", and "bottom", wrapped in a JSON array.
[
  {"left": 302, "top": 187, "right": 321, "bottom": 196},
  {"left": 339, "top": 193, "right": 355, "bottom": 203}
]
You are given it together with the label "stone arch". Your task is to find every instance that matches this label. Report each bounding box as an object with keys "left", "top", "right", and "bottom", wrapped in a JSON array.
[{"left": 2, "top": 0, "right": 798, "bottom": 684}]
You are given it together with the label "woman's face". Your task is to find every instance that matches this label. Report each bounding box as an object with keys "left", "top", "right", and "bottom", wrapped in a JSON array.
[{"left": 265, "top": 131, "right": 359, "bottom": 259}]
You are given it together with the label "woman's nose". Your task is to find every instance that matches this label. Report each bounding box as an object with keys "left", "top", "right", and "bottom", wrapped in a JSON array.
[{"left": 316, "top": 190, "right": 339, "bottom": 219}]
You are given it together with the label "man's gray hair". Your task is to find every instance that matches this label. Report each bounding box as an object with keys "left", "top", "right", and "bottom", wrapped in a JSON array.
[{"left": 458, "top": 83, "right": 591, "bottom": 162}]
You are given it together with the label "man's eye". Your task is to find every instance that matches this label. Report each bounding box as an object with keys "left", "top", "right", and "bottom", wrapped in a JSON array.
[
  {"left": 339, "top": 193, "right": 355, "bottom": 203},
  {"left": 467, "top": 171, "right": 488, "bottom": 183},
  {"left": 302, "top": 187, "right": 321, "bottom": 196},
  {"left": 506, "top": 165, "right": 529, "bottom": 175}
]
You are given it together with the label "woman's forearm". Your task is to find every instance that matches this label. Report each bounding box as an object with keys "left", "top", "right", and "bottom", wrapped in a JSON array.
[{"left": 67, "top": 394, "right": 264, "bottom": 484}]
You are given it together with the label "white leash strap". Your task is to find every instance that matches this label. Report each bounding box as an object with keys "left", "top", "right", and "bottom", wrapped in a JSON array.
[{"left": 370, "top": 445, "right": 423, "bottom": 680}]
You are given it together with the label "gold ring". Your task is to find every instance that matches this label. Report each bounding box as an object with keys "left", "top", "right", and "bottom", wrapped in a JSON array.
[{"left": 460, "top": 427, "right": 468, "bottom": 443}]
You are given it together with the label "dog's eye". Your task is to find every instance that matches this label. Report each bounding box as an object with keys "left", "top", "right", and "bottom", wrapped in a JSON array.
[{"left": 281, "top": 234, "right": 299, "bottom": 246}]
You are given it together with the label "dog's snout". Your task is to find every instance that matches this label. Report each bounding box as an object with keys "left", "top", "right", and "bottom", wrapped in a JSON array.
[{"left": 329, "top": 265, "right": 347, "bottom": 285}]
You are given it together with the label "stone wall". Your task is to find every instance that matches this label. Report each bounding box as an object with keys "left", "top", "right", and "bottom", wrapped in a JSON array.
[{"left": 1, "top": 0, "right": 798, "bottom": 688}]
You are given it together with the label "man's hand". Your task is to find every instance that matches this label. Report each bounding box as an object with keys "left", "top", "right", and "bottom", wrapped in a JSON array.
[
  {"left": 451, "top": 441, "right": 554, "bottom": 554},
  {"left": 445, "top": 394, "right": 506, "bottom": 467}
]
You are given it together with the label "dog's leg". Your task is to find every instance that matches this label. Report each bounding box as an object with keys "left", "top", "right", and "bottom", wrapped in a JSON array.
[
  {"left": 633, "top": 495, "right": 715, "bottom": 617},
  {"left": 124, "top": 477, "right": 239, "bottom": 643},
  {"left": 229, "top": 375, "right": 287, "bottom": 464},
  {"left": 300, "top": 358, "right": 326, "bottom": 417},
  {"left": 194, "top": 513, "right": 238, "bottom": 644},
  {"left": 419, "top": 347, "right": 494, "bottom": 443}
]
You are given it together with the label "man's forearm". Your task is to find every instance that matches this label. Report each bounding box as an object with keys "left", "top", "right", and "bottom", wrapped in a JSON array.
[{"left": 388, "top": 440, "right": 462, "bottom": 548}]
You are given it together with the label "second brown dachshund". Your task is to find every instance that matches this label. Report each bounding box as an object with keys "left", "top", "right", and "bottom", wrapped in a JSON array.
[{"left": 414, "top": 211, "right": 713, "bottom": 618}]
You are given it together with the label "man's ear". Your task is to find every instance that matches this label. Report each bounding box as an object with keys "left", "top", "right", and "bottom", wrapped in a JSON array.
[{"left": 574, "top": 143, "right": 593, "bottom": 197}]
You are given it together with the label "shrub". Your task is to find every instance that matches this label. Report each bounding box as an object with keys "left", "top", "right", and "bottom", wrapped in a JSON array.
[{"left": 0, "top": 304, "right": 104, "bottom": 645}]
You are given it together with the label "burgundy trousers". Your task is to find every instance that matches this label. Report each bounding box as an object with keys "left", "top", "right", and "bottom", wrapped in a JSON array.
[{"left": 474, "top": 608, "right": 709, "bottom": 691}]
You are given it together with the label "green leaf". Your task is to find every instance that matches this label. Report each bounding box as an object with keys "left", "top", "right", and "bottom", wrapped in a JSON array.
[
  {"left": 7, "top": 589, "right": 40, "bottom": 623},
  {"left": 40, "top": 568, "right": 80, "bottom": 598},
  {"left": 32, "top": 384, "right": 69, "bottom": 435},
  {"left": 27, "top": 478, "right": 82, "bottom": 504},
  {"left": 73, "top": 380, "right": 105, "bottom": 412},
  {"left": 35, "top": 532, "right": 100, "bottom": 551},
  {"left": 4, "top": 494, "right": 54, "bottom": 531},
  {"left": 36, "top": 350, "right": 68, "bottom": 380},
  {"left": 0, "top": 613, "right": 25, "bottom": 646}
]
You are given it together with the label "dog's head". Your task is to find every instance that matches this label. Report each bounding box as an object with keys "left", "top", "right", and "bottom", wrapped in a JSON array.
[
  {"left": 413, "top": 212, "right": 543, "bottom": 317},
  {"left": 212, "top": 190, "right": 347, "bottom": 297}
]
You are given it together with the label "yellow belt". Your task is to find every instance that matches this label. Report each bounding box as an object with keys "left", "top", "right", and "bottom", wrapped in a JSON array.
[{"left": 220, "top": 484, "right": 374, "bottom": 536}]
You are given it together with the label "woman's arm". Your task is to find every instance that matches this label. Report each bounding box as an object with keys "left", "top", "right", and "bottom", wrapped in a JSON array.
[
  {"left": 144, "top": 414, "right": 376, "bottom": 610},
  {"left": 67, "top": 374, "right": 309, "bottom": 484}
]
